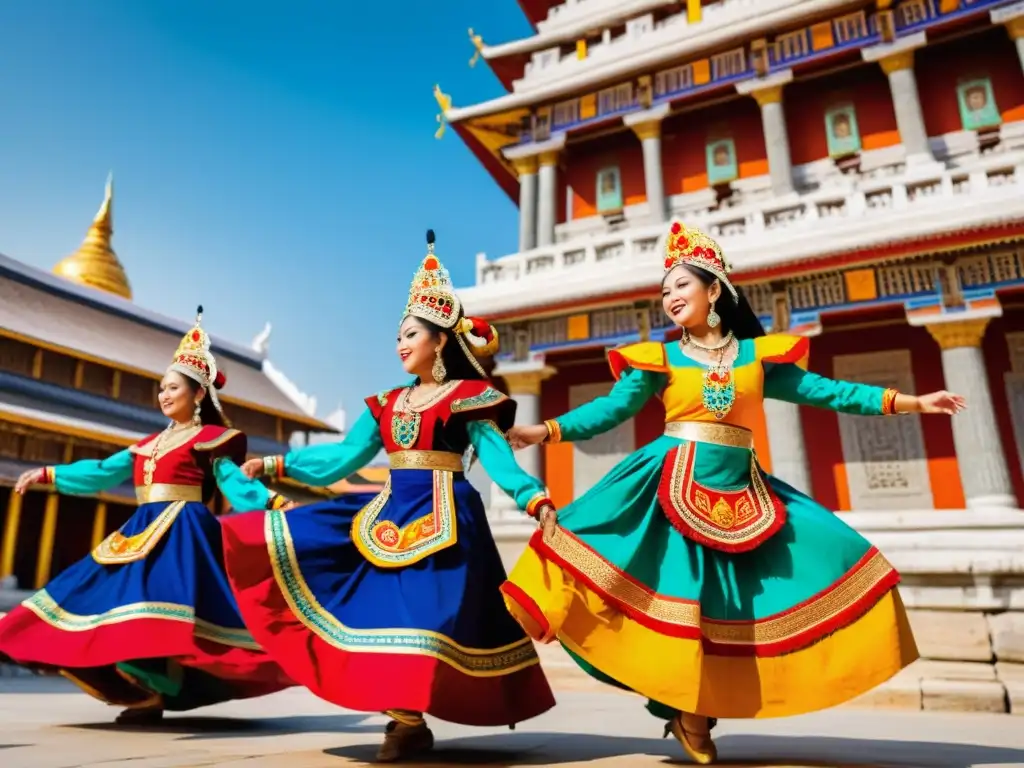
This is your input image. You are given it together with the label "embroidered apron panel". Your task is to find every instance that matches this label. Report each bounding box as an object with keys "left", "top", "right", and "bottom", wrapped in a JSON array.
[
  {"left": 656, "top": 442, "right": 785, "bottom": 553},
  {"left": 352, "top": 471, "right": 458, "bottom": 568},
  {"left": 92, "top": 501, "right": 187, "bottom": 565}
]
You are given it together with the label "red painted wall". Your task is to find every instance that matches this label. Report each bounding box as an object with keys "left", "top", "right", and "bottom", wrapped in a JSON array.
[
  {"left": 917, "top": 27, "right": 1024, "bottom": 137},
  {"left": 563, "top": 131, "right": 646, "bottom": 220},
  {"left": 784, "top": 64, "right": 900, "bottom": 166},
  {"left": 982, "top": 305, "right": 1024, "bottom": 506},
  {"left": 801, "top": 316, "right": 964, "bottom": 511},
  {"left": 662, "top": 97, "right": 768, "bottom": 193}
]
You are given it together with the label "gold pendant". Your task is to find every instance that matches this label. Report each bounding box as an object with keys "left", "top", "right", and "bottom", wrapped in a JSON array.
[{"left": 391, "top": 412, "right": 421, "bottom": 450}]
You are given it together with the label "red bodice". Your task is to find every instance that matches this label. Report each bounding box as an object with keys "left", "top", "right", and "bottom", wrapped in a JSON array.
[
  {"left": 129, "top": 425, "right": 247, "bottom": 492},
  {"left": 364, "top": 380, "right": 516, "bottom": 455}
]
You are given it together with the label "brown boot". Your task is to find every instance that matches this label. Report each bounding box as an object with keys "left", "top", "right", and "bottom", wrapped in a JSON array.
[
  {"left": 376, "top": 718, "right": 434, "bottom": 763},
  {"left": 666, "top": 712, "right": 717, "bottom": 765}
]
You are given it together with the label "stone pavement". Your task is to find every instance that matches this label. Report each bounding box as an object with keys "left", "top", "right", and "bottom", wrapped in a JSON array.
[{"left": 3, "top": 676, "right": 1024, "bottom": 768}]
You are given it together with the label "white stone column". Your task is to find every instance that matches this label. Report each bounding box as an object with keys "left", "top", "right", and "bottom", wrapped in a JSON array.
[
  {"left": 624, "top": 104, "right": 670, "bottom": 224},
  {"left": 537, "top": 150, "right": 559, "bottom": 247},
  {"left": 763, "top": 398, "right": 812, "bottom": 495},
  {"left": 510, "top": 156, "right": 538, "bottom": 252},
  {"left": 737, "top": 70, "right": 795, "bottom": 197},
  {"left": 927, "top": 319, "right": 1017, "bottom": 509},
  {"left": 863, "top": 34, "right": 933, "bottom": 163},
  {"left": 488, "top": 361, "right": 556, "bottom": 524}
]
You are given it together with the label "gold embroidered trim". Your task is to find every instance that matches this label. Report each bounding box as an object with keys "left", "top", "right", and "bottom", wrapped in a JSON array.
[
  {"left": 663, "top": 420, "right": 753, "bottom": 450},
  {"left": 193, "top": 428, "right": 242, "bottom": 452},
  {"left": 389, "top": 450, "right": 464, "bottom": 472},
  {"left": 135, "top": 484, "right": 204, "bottom": 505},
  {"left": 543, "top": 527, "right": 897, "bottom": 645},
  {"left": 93, "top": 501, "right": 187, "bottom": 565},
  {"left": 129, "top": 426, "right": 202, "bottom": 457}
]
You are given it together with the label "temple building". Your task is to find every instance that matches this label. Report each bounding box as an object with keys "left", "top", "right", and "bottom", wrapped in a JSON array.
[
  {"left": 442, "top": 0, "right": 1024, "bottom": 710},
  {"left": 0, "top": 177, "right": 350, "bottom": 593}
]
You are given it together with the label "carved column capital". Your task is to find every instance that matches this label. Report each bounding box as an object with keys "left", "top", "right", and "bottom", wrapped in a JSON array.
[
  {"left": 498, "top": 365, "right": 557, "bottom": 396},
  {"left": 510, "top": 155, "right": 538, "bottom": 176},
  {"left": 538, "top": 149, "right": 561, "bottom": 168},
  {"left": 630, "top": 120, "right": 662, "bottom": 141},
  {"left": 926, "top": 318, "right": 990, "bottom": 350},
  {"left": 879, "top": 49, "right": 915, "bottom": 75},
  {"left": 1007, "top": 16, "right": 1024, "bottom": 40},
  {"left": 752, "top": 85, "right": 784, "bottom": 107}
]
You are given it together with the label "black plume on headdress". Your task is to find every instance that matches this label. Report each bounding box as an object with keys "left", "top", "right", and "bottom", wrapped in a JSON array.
[{"left": 426, "top": 229, "right": 435, "bottom": 245}]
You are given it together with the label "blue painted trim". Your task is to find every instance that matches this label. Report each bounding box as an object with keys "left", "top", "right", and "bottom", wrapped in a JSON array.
[{"left": 0, "top": 371, "right": 288, "bottom": 456}]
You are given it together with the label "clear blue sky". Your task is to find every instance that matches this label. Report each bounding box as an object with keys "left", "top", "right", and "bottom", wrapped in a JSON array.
[{"left": 0, "top": 0, "right": 531, "bottom": 423}]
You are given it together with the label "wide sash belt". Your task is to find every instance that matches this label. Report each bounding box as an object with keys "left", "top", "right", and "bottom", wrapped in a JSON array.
[
  {"left": 663, "top": 421, "right": 754, "bottom": 450},
  {"left": 388, "top": 450, "right": 464, "bottom": 472},
  {"left": 136, "top": 483, "right": 204, "bottom": 504}
]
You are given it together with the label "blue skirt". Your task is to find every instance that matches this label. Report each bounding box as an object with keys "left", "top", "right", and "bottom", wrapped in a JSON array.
[{"left": 222, "top": 471, "right": 555, "bottom": 726}]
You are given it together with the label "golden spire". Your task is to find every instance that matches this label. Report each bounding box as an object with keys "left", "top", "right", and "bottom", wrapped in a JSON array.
[{"left": 53, "top": 173, "right": 132, "bottom": 300}]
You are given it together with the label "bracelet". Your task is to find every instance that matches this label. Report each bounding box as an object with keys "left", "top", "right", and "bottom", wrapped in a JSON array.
[
  {"left": 525, "top": 493, "right": 554, "bottom": 519},
  {"left": 882, "top": 388, "right": 899, "bottom": 416},
  {"left": 41, "top": 467, "right": 55, "bottom": 485},
  {"left": 544, "top": 419, "right": 563, "bottom": 444},
  {"left": 267, "top": 492, "right": 292, "bottom": 511},
  {"left": 262, "top": 455, "right": 284, "bottom": 479}
]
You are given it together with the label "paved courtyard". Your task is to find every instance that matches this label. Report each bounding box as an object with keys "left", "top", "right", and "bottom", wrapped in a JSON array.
[{"left": 2, "top": 675, "right": 1024, "bottom": 768}]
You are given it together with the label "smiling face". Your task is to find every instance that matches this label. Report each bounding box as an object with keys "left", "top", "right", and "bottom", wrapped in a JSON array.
[
  {"left": 397, "top": 315, "right": 443, "bottom": 379},
  {"left": 661, "top": 265, "right": 721, "bottom": 331},
  {"left": 159, "top": 370, "right": 201, "bottom": 424}
]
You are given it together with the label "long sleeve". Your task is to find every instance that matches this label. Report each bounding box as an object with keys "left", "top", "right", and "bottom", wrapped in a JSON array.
[
  {"left": 467, "top": 420, "right": 548, "bottom": 513},
  {"left": 51, "top": 450, "right": 134, "bottom": 496},
  {"left": 553, "top": 367, "right": 666, "bottom": 442},
  {"left": 281, "top": 408, "right": 383, "bottom": 487},
  {"left": 212, "top": 458, "right": 276, "bottom": 510},
  {"left": 763, "top": 363, "right": 893, "bottom": 416}
]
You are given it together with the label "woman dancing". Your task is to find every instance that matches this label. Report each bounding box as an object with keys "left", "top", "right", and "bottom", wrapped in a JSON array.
[
  {"left": 502, "top": 220, "right": 965, "bottom": 763},
  {"left": 0, "top": 308, "right": 292, "bottom": 723},
  {"left": 220, "top": 231, "right": 555, "bottom": 763}
]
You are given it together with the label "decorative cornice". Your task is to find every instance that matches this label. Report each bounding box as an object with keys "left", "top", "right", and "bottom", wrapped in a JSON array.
[
  {"left": 878, "top": 49, "right": 916, "bottom": 75},
  {"left": 925, "top": 318, "right": 991, "bottom": 350}
]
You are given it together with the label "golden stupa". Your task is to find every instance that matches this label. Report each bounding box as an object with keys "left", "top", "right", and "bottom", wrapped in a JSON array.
[{"left": 52, "top": 174, "right": 132, "bottom": 300}]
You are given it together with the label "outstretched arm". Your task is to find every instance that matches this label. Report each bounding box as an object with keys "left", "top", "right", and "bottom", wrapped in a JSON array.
[
  {"left": 18, "top": 450, "right": 135, "bottom": 496},
  {"left": 261, "top": 408, "right": 384, "bottom": 487},
  {"left": 212, "top": 459, "right": 291, "bottom": 511},
  {"left": 467, "top": 420, "right": 552, "bottom": 518},
  {"left": 547, "top": 367, "right": 665, "bottom": 443}
]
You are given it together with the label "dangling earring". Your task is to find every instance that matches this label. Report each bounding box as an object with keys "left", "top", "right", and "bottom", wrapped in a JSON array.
[
  {"left": 193, "top": 400, "right": 202, "bottom": 426},
  {"left": 707, "top": 302, "right": 721, "bottom": 329},
  {"left": 431, "top": 347, "right": 447, "bottom": 383}
]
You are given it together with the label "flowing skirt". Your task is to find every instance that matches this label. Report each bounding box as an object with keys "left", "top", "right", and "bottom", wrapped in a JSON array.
[
  {"left": 502, "top": 435, "right": 918, "bottom": 720},
  {"left": 221, "top": 474, "right": 555, "bottom": 726},
  {"left": 0, "top": 500, "right": 292, "bottom": 710}
]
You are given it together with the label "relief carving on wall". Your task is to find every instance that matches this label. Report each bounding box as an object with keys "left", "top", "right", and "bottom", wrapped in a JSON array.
[
  {"left": 833, "top": 350, "right": 934, "bottom": 511},
  {"left": 569, "top": 382, "right": 635, "bottom": 498}
]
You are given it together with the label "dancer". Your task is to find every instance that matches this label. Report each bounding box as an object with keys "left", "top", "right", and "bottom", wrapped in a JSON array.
[
  {"left": 220, "top": 231, "right": 555, "bottom": 763},
  {"left": 0, "top": 308, "right": 293, "bottom": 723},
  {"left": 502, "top": 220, "right": 966, "bottom": 764}
]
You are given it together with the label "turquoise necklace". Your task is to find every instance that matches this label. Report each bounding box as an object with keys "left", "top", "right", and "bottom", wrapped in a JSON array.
[{"left": 682, "top": 331, "right": 736, "bottom": 420}]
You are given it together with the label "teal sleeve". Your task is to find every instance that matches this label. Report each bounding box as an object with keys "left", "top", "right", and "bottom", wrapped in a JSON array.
[
  {"left": 212, "top": 458, "right": 273, "bottom": 510},
  {"left": 763, "top": 364, "right": 887, "bottom": 416},
  {"left": 283, "top": 407, "right": 383, "bottom": 486},
  {"left": 52, "top": 449, "right": 134, "bottom": 495},
  {"left": 554, "top": 367, "right": 666, "bottom": 442},
  {"left": 467, "top": 420, "right": 547, "bottom": 511}
]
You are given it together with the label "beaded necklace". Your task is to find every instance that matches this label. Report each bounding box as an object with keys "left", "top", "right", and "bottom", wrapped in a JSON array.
[
  {"left": 680, "top": 330, "right": 737, "bottom": 420},
  {"left": 390, "top": 381, "right": 459, "bottom": 449}
]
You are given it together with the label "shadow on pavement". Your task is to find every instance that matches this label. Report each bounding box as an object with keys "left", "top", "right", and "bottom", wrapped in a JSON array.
[
  {"left": 323, "top": 731, "right": 1024, "bottom": 768},
  {"left": 62, "top": 713, "right": 379, "bottom": 739}
]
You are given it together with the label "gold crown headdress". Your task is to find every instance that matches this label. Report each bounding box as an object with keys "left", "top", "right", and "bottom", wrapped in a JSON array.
[
  {"left": 663, "top": 220, "right": 738, "bottom": 300},
  {"left": 168, "top": 306, "right": 228, "bottom": 420},
  {"left": 403, "top": 230, "right": 500, "bottom": 377}
]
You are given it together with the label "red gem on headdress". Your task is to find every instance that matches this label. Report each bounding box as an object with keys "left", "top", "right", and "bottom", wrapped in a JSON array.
[
  {"left": 676, "top": 236, "right": 689, "bottom": 251},
  {"left": 664, "top": 257, "right": 674, "bottom": 269},
  {"left": 442, "top": 305, "right": 452, "bottom": 315},
  {"left": 428, "top": 297, "right": 436, "bottom": 304},
  {"left": 419, "top": 295, "right": 427, "bottom": 303},
  {"left": 423, "top": 257, "right": 440, "bottom": 270},
  {"left": 191, "top": 331, "right": 200, "bottom": 342},
  {"left": 671, "top": 222, "right": 681, "bottom": 234}
]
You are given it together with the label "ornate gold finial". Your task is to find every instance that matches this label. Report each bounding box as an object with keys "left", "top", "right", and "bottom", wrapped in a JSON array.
[
  {"left": 434, "top": 84, "right": 452, "bottom": 139},
  {"left": 52, "top": 173, "right": 133, "bottom": 300},
  {"left": 468, "top": 28, "right": 485, "bottom": 67}
]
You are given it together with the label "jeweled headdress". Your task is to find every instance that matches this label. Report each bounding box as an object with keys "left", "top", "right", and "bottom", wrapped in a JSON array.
[
  {"left": 663, "top": 219, "right": 738, "bottom": 300},
  {"left": 168, "top": 306, "right": 228, "bottom": 419},
  {"left": 404, "top": 230, "right": 462, "bottom": 330},
  {"left": 403, "top": 231, "right": 500, "bottom": 377}
]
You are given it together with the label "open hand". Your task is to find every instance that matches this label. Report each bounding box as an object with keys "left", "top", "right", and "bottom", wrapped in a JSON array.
[
  {"left": 508, "top": 424, "right": 549, "bottom": 451},
  {"left": 917, "top": 390, "right": 966, "bottom": 415},
  {"left": 241, "top": 458, "right": 264, "bottom": 479},
  {"left": 539, "top": 505, "right": 558, "bottom": 538},
  {"left": 14, "top": 468, "right": 44, "bottom": 495}
]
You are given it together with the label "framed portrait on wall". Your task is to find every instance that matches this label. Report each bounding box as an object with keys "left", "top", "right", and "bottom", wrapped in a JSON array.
[
  {"left": 825, "top": 103, "right": 862, "bottom": 157},
  {"left": 596, "top": 165, "right": 623, "bottom": 212},
  {"left": 705, "top": 138, "right": 738, "bottom": 185},
  {"left": 957, "top": 77, "right": 1001, "bottom": 132}
]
